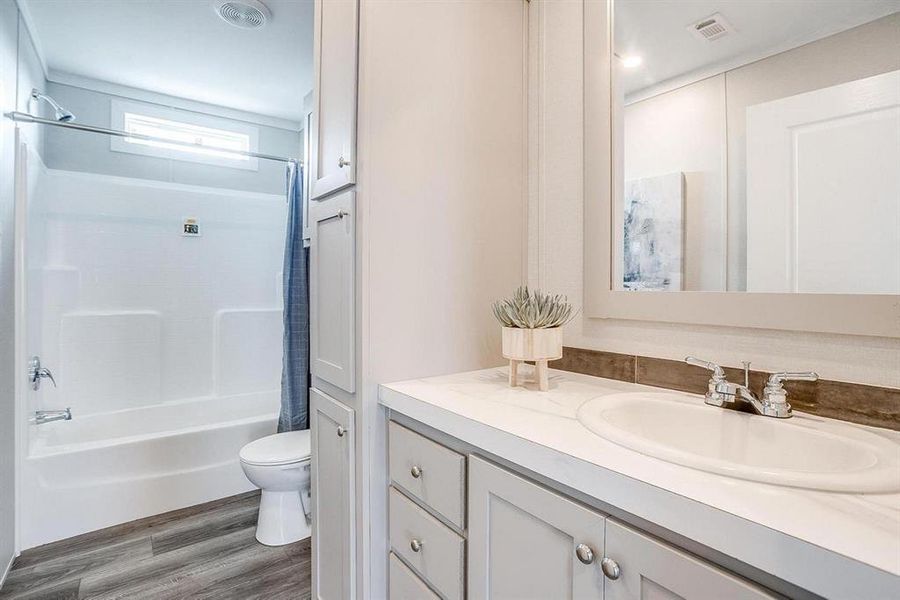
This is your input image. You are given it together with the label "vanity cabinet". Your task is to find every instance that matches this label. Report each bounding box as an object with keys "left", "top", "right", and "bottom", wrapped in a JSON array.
[
  {"left": 311, "top": 389, "right": 356, "bottom": 600},
  {"left": 468, "top": 456, "right": 606, "bottom": 599},
  {"left": 387, "top": 418, "right": 778, "bottom": 600},
  {"left": 604, "top": 520, "right": 775, "bottom": 600},
  {"left": 309, "top": 0, "right": 358, "bottom": 200},
  {"left": 309, "top": 189, "right": 355, "bottom": 393},
  {"left": 468, "top": 455, "right": 774, "bottom": 600}
]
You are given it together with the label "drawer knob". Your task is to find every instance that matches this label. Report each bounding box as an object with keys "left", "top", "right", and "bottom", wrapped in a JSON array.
[
  {"left": 410, "top": 465, "right": 423, "bottom": 479},
  {"left": 336, "top": 426, "right": 346, "bottom": 437},
  {"left": 575, "top": 543, "right": 594, "bottom": 565},
  {"left": 601, "top": 557, "right": 620, "bottom": 580},
  {"left": 410, "top": 538, "right": 423, "bottom": 553}
]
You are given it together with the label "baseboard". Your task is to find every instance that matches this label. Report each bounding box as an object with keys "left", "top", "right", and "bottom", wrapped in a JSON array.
[{"left": 0, "top": 551, "right": 15, "bottom": 591}]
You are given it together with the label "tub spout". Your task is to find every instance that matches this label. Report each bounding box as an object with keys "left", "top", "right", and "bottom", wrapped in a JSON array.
[{"left": 33, "top": 408, "right": 72, "bottom": 425}]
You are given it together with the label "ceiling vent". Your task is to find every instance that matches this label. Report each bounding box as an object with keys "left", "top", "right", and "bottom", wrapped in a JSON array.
[
  {"left": 688, "top": 13, "right": 733, "bottom": 42},
  {"left": 212, "top": 0, "right": 271, "bottom": 30}
]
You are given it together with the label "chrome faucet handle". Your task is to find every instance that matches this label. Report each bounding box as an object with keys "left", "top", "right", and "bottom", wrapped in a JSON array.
[
  {"left": 684, "top": 357, "right": 730, "bottom": 406},
  {"left": 762, "top": 372, "right": 818, "bottom": 418},
  {"left": 28, "top": 356, "right": 57, "bottom": 391},
  {"left": 684, "top": 356, "right": 726, "bottom": 380}
]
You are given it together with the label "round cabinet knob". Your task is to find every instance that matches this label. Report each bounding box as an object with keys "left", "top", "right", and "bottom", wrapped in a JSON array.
[
  {"left": 601, "top": 557, "right": 620, "bottom": 580},
  {"left": 336, "top": 426, "right": 346, "bottom": 437},
  {"left": 575, "top": 543, "right": 594, "bottom": 565},
  {"left": 410, "top": 539, "right": 423, "bottom": 553},
  {"left": 410, "top": 465, "right": 423, "bottom": 479},
  {"left": 338, "top": 156, "right": 350, "bottom": 168}
]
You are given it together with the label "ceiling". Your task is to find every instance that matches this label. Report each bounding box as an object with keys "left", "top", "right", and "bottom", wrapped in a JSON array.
[
  {"left": 616, "top": 0, "right": 900, "bottom": 98},
  {"left": 23, "top": 0, "right": 314, "bottom": 123}
]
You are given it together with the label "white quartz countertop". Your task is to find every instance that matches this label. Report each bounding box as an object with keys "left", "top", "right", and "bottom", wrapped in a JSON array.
[{"left": 379, "top": 366, "right": 900, "bottom": 599}]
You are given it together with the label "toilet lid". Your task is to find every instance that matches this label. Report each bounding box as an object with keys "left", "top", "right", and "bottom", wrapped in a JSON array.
[{"left": 240, "top": 431, "right": 311, "bottom": 466}]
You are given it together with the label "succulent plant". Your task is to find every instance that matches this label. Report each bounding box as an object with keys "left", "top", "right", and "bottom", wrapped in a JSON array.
[{"left": 492, "top": 286, "right": 576, "bottom": 329}]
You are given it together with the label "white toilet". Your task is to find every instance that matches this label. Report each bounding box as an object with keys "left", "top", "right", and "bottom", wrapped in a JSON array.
[{"left": 239, "top": 430, "right": 312, "bottom": 546}]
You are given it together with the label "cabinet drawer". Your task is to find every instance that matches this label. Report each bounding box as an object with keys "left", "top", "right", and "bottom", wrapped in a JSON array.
[
  {"left": 389, "top": 421, "right": 465, "bottom": 528},
  {"left": 390, "top": 488, "right": 464, "bottom": 600},
  {"left": 389, "top": 552, "right": 440, "bottom": 600}
]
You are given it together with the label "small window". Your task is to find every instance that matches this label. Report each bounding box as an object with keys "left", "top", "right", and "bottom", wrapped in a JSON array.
[{"left": 110, "top": 99, "right": 259, "bottom": 170}]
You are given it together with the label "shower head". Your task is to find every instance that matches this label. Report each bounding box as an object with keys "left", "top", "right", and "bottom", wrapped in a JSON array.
[{"left": 31, "top": 89, "right": 75, "bottom": 122}]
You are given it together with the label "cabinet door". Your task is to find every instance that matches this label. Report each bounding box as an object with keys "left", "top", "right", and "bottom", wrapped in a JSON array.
[
  {"left": 604, "top": 519, "right": 775, "bottom": 600},
  {"left": 309, "top": 0, "right": 358, "bottom": 200},
  {"left": 468, "top": 456, "right": 606, "bottom": 600},
  {"left": 309, "top": 189, "right": 355, "bottom": 392},
  {"left": 311, "top": 388, "right": 356, "bottom": 600}
]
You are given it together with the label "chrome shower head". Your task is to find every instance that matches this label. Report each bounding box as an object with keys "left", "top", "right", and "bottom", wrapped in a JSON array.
[{"left": 31, "top": 89, "right": 75, "bottom": 122}]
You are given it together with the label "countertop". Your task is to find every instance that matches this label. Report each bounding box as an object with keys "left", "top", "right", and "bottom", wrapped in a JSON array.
[{"left": 379, "top": 366, "right": 900, "bottom": 599}]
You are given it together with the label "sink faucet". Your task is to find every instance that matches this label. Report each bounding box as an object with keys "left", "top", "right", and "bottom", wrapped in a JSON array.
[{"left": 684, "top": 356, "right": 818, "bottom": 419}]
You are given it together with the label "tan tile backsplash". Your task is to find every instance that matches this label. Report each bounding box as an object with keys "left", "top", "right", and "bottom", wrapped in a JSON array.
[{"left": 552, "top": 347, "right": 900, "bottom": 431}]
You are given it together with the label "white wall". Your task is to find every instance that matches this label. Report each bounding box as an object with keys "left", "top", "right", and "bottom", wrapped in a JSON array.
[
  {"left": 357, "top": 0, "right": 527, "bottom": 595},
  {"left": 27, "top": 165, "right": 286, "bottom": 418},
  {"left": 529, "top": 0, "right": 900, "bottom": 390},
  {"left": 43, "top": 83, "right": 301, "bottom": 196}
]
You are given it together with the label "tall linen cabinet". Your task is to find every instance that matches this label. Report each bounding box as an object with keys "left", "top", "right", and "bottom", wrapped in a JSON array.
[{"left": 308, "top": 0, "right": 527, "bottom": 598}]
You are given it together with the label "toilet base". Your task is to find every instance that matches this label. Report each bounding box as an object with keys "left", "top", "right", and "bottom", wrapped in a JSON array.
[{"left": 255, "top": 489, "right": 310, "bottom": 546}]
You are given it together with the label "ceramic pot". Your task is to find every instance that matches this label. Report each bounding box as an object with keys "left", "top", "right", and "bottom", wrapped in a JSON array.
[{"left": 501, "top": 327, "right": 563, "bottom": 391}]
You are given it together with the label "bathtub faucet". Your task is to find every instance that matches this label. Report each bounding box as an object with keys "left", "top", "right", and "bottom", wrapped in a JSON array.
[{"left": 33, "top": 408, "right": 72, "bottom": 425}]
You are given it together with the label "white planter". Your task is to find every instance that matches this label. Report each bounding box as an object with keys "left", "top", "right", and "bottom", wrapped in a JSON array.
[{"left": 501, "top": 327, "right": 563, "bottom": 391}]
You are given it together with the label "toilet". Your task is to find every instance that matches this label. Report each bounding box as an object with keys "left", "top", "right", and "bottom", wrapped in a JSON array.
[{"left": 239, "top": 430, "right": 312, "bottom": 546}]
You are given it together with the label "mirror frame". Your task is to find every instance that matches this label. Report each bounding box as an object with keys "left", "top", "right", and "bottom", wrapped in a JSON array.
[{"left": 583, "top": 0, "right": 899, "bottom": 337}]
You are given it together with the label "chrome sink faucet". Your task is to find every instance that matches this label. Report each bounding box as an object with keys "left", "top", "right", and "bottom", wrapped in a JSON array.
[{"left": 684, "top": 356, "right": 818, "bottom": 419}]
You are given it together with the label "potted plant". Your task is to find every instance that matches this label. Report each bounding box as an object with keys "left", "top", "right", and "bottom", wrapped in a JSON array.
[{"left": 492, "top": 286, "right": 575, "bottom": 391}]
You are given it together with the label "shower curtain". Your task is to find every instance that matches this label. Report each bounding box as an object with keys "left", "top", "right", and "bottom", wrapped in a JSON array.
[{"left": 278, "top": 161, "right": 310, "bottom": 432}]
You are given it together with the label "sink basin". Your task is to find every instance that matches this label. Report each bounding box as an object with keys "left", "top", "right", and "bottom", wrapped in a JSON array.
[{"left": 576, "top": 392, "right": 900, "bottom": 492}]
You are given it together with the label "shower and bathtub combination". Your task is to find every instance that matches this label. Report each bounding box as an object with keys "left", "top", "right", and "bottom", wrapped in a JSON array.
[{"left": 12, "top": 89, "right": 307, "bottom": 549}]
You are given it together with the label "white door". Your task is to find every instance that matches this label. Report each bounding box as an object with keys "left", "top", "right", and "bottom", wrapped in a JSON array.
[
  {"left": 309, "top": 0, "right": 358, "bottom": 200},
  {"left": 468, "top": 456, "right": 606, "bottom": 600},
  {"left": 746, "top": 70, "right": 900, "bottom": 293},
  {"left": 311, "top": 388, "right": 356, "bottom": 600},
  {"left": 309, "top": 189, "right": 355, "bottom": 392},
  {"left": 604, "top": 519, "right": 774, "bottom": 600}
]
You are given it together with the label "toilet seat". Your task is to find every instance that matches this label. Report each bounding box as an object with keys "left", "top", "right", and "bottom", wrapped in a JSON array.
[{"left": 240, "top": 431, "right": 311, "bottom": 466}]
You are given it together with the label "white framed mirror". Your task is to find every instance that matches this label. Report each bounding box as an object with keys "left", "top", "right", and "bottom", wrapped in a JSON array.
[{"left": 584, "top": 0, "right": 900, "bottom": 337}]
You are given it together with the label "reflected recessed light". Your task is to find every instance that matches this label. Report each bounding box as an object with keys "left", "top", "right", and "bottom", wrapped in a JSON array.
[{"left": 621, "top": 55, "right": 643, "bottom": 69}]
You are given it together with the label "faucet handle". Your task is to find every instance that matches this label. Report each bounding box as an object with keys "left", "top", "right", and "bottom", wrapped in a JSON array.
[
  {"left": 684, "top": 356, "right": 726, "bottom": 380},
  {"left": 685, "top": 356, "right": 731, "bottom": 407},
  {"left": 767, "top": 372, "right": 819, "bottom": 386},
  {"left": 762, "top": 372, "right": 818, "bottom": 418}
]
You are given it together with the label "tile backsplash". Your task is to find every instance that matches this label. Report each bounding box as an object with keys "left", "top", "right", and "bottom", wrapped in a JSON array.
[{"left": 552, "top": 347, "right": 900, "bottom": 431}]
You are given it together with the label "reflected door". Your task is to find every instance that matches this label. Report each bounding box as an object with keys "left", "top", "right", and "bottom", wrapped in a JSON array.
[{"left": 746, "top": 70, "right": 900, "bottom": 293}]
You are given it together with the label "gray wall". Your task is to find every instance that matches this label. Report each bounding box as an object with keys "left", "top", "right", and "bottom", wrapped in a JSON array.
[
  {"left": 43, "top": 83, "right": 301, "bottom": 195},
  {"left": 1, "top": 0, "right": 48, "bottom": 578}
]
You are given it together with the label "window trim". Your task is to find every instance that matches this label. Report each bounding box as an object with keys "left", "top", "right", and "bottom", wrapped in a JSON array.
[{"left": 110, "top": 99, "right": 260, "bottom": 171}]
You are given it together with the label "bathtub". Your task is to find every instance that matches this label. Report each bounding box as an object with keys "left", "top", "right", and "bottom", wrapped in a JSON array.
[{"left": 21, "top": 391, "right": 279, "bottom": 549}]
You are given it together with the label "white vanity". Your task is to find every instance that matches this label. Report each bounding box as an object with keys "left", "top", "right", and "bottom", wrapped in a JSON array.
[{"left": 380, "top": 368, "right": 900, "bottom": 599}]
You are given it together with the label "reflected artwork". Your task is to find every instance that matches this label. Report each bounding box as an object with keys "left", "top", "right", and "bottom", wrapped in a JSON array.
[{"left": 623, "top": 172, "right": 684, "bottom": 291}]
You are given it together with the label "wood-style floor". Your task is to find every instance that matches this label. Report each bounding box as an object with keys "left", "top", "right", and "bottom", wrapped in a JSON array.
[{"left": 0, "top": 491, "right": 311, "bottom": 600}]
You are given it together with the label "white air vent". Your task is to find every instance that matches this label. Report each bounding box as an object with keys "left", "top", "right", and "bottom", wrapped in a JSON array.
[
  {"left": 212, "top": 0, "right": 271, "bottom": 30},
  {"left": 688, "top": 13, "right": 733, "bottom": 42}
]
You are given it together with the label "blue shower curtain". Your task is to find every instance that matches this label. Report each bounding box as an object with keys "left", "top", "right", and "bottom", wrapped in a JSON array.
[{"left": 278, "top": 161, "right": 310, "bottom": 432}]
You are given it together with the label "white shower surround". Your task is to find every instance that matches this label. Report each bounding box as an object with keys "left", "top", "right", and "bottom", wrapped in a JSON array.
[{"left": 19, "top": 149, "right": 287, "bottom": 549}]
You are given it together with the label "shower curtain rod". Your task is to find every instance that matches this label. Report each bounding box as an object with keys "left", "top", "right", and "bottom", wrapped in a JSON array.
[{"left": 5, "top": 111, "right": 302, "bottom": 165}]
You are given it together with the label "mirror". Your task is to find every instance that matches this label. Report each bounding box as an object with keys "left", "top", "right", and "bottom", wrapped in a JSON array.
[{"left": 612, "top": 0, "right": 900, "bottom": 293}]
